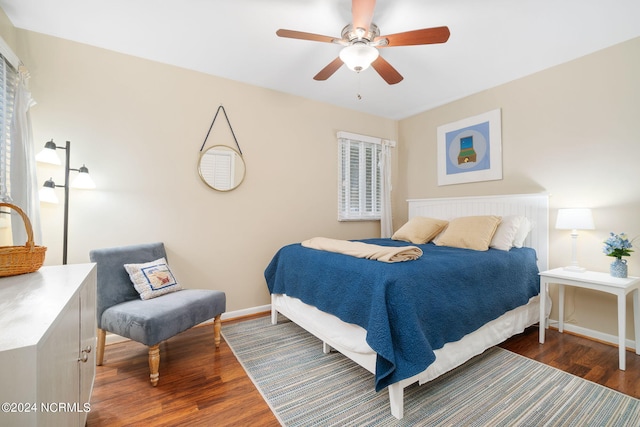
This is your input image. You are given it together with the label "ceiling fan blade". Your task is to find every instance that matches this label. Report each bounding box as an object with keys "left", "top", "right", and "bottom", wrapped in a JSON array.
[
  {"left": 352, "top": 0, "right": 376, "bottom": 32},
  {"left": 276, "top": 29, "right": 337, "bottom": 44},
  {"left": 377, "top": 26, "right": 450, "bottom": 47},
  {"left": 371, "top": 56, "right": 403, "bottom": 85},
  {"left": 313, "top": 57, "right": 344, "bottom": 81}
]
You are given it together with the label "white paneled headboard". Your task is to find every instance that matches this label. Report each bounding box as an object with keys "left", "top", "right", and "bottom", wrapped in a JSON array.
[{"left": 408, "top": 193, "right": 549, "bottom": 272}]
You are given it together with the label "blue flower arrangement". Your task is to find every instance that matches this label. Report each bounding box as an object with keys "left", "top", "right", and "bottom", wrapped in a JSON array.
[{"left": 603, "top": 232, "right": 634, "bottom": 259}]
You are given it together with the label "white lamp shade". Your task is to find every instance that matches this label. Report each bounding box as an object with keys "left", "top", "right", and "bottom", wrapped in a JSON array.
[
  {"left": 339, "top": 43, "right": 379, "bottom": 72},
  {"left": 35, "top": 146, "right": 61, "bottom": 165},
  {"left": 39, "top": 186, "right": 59, "bottom": 204},
  {"left": 555, "top": 208, "right": 595, "bottom": 230},
  {"left": 71, "top": 170, "right": 96, "bottom": 189}
]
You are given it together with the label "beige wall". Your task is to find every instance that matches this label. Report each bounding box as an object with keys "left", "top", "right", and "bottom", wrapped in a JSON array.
[
  {"left": 1, "top": 19, "right": 397, "bottom": 312},
  {"left": 397, "top": 36, "right": 640, "bottom": 340},
  {"left": 0, "top": 10, "right": 16, "bottom": 47}
]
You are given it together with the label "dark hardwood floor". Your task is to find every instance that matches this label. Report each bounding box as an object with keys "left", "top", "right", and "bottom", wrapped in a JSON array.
[
  {"left": 499, "top": 325, "right": 640, "bottom": 398},
  {"left": 86, "top": 316, "right": 640, "bottom": 426},
  {"left": 86, "top": 316, "right": 280, "bottom": 427}
]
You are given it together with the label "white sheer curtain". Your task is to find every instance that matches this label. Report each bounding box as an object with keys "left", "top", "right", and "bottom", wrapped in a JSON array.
[
  {"left": 10, "top": 69, "right": 41, "bottom": 244},
  {"left": 379, "top": 140, "right": 393, "bottom": 238}
]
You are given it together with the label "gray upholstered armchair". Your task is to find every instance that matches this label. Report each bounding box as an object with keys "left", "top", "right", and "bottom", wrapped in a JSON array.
[{"left": 89, "top": 242, "right": 226, "bottom": 386}]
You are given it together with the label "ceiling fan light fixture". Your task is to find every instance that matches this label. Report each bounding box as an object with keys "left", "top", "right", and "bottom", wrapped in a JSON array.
[
  {"left": 339, "top": 43, "right": 379, "bottom": 72},
  {"left": 354, "top": 27, "right": 366, "bottom": 40}
]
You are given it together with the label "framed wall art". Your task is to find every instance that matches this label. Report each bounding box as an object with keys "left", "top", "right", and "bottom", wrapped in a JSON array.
[{"left": 437, "top": 108, "right": 502, "bottom": 186}]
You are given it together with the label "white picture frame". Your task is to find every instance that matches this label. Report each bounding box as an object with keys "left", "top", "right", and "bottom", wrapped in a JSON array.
[{"left": 437, "top": 109, "right": 502, "bottom": 186}]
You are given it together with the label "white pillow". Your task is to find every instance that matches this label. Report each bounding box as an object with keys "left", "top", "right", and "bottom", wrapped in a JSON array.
[
  {"left": 490, "top": 215, "right": 524, "bottom": 251},
  {"left": 512, "top": 217, "right": 532, "bottom": 248},
  {"left": 124, "top": 257, "right": 182, "bottom": 300}
]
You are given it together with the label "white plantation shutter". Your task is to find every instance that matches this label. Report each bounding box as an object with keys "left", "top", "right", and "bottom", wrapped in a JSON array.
[
  {"left": 0, "top": 54, "right": 17, "bottom": 201},
  {"left": 338, "top": 131, "right": 394, "bottom": 222}
]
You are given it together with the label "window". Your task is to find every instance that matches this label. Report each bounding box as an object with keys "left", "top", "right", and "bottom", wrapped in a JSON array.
[
  {"left": 337, "top": 131, "right": 386, "bottom": 221},
  {"left": 0, "top": 53, "right": 18, "bottom": 202}
]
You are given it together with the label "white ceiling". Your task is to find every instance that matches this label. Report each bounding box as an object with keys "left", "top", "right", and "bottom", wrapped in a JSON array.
[{"left": 2, "top": 0, "right": 639, "bottom": 120}]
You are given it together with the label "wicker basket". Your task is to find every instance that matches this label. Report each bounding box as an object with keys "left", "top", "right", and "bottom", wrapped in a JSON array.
[{"left": 0, "top": 202, "right": 46, "bottom": 277}]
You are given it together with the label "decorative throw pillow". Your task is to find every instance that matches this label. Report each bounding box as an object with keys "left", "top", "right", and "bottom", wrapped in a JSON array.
[
  {"left": 490, "top": 215, "right": 524, "bottom": 251},
  {"left": 124, "top": 257, "right": 182, "bottom": 300},
  {"left": 392, "top": 216, "right": 449, "bottom": 244},
  {"left": 435, "top": 215, "right": 502, "bottom": 251},
  {"left": 512, "top": 217, "right": 533, "bottom": 248}
]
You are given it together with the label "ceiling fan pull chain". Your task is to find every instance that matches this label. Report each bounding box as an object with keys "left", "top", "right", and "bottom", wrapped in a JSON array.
[{"left": 199, "top": 105, "right": 243, "bottom": 155}]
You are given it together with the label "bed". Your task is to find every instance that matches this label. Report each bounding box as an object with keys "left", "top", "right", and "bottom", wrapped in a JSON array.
[{"left": 265, "top": 193, "right": 549, "bottom": 419}]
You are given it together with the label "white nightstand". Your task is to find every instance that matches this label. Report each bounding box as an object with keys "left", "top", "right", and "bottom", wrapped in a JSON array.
[{"left": 538, "top": 267, "right": 640, "bottom": 370}]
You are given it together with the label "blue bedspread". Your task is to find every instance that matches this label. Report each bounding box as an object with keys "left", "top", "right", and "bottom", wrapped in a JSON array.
[{"left": 264, "top": 239, "right": 540, "bottom": 391}]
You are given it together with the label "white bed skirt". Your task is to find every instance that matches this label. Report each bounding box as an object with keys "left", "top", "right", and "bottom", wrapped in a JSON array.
[{"left": 271, "top": 292, "right": 551, "bottom": 418}]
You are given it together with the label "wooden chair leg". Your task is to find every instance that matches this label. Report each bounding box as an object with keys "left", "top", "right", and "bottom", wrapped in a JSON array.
[
  {"left": 148, "top": 344, "right": 160, "bottom": 386},
  {"left": 96, "top": 328, "right": 106, "bottom": 366},
  {"left": 213, "top": 314, "right": 222, "bottom": 348}
]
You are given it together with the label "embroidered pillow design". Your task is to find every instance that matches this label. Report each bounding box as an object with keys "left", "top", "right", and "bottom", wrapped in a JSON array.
[{"left": 124, "top": 257, "right": 182, "bottom": 300}]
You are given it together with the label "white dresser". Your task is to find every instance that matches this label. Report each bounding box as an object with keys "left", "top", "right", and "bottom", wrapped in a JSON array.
[{"left": 0, "top": 264, "right": 97, "bottom": 427}]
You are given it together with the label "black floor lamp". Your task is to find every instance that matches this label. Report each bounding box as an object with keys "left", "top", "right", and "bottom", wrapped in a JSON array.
[{"left": 37, "top": 139, "right": 95, "bottom": 265}]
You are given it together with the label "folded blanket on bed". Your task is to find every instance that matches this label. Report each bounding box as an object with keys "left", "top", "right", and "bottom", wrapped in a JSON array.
[{"left": 301, "top": 237, "right": 423, "bottom": 262}]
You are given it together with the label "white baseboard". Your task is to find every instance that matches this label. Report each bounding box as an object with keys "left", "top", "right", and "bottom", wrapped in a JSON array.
[
  {"left": 104, "top": 304, "right": 271, "bottom": 346},
  {"left": 221, "top": 304, "right": 271, "bottom": 321},
  {"left": 554, "top": 320, "right": 638, "bottom": 350}
]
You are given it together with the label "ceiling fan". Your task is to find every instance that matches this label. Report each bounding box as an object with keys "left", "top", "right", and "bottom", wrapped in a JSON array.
[{"left": 276, "top": 0, "right": 450, "bottom": 85}]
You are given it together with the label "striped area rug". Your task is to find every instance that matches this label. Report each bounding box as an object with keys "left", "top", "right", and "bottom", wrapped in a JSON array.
[{"left": 222, "top": 315, "right": 640, "bottom": 426}]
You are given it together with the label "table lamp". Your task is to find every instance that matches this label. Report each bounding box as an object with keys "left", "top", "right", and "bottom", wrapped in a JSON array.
[{"left": 555, "top": 208, "right": 594, "bottom": 272}]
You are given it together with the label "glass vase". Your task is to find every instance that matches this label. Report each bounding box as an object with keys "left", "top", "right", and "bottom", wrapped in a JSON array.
[{"left": 610, "top": 258, "right": 628, "bottom": 278}]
